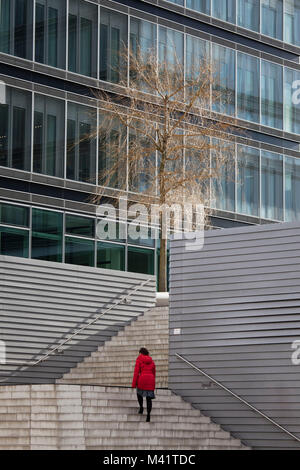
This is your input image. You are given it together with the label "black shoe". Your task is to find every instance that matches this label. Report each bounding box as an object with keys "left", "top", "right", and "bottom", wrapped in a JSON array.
[
  {"left": 139, "top": 407, "right": 144, "bottom": 414},
  {"left": 146, "top": 414, "right": 150, "bottom": 422}
]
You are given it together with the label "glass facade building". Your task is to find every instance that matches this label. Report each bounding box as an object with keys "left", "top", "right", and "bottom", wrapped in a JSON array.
[{"left": 0, "top": 0, "right": 300, "bottom": 279}]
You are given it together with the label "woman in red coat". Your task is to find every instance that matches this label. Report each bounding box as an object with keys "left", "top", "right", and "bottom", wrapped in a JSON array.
[{"left": 132, "top": 347, "right": 156, "bottom": 422}]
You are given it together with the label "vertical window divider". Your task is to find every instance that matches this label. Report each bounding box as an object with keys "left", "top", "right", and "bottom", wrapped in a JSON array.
[
  {"left": 33, "top": 0, "right": 36, "bottom": 62},
  {"left": 96, "top": 107, "right": 99, "bottom": 187},
  {"left": 97, "top": 4, "right": 100, "bottom": 81},
  {"left": 283, "top": 154, "right": 286, "bottom": 221},
  {"left": 127, "top": 14, "right": 130, "bottom": 88},
  {"left": 259, "top": 147, "right": 262, "bottom": 219},
  {"left": 62, "top": 210, "right": 66, "bottom": 263},
  {"left": 234, "top": 47, "right": 237, "bottom": 118},
  {"left": 31, "top": 91, "right": 35, "bottom": 174},
  {"left": 29, "top": 205, "right": 32, "bottom": 259},
  {"left": 234, "top": 141, "right": 237, "bottom": 213},
  {"left": 66, "top": 0, "right": 69, "bottom": 72},
  {"left": 64, "top": 100, "right": 68, "bottom": 180},
  {"left": 259, "top": 57, "right": 262, "bottom": 125}
]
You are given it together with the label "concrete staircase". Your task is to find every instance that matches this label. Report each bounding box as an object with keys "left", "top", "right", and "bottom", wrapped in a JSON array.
[
  {"left": 0, "top": 384, "right": 247, "bottom": 450},
  {"left": 0, "top": 306, "right": 249, "bottom": 449},
  {"left": 57, "top": 306, "right": 169, "bottom": 389}
]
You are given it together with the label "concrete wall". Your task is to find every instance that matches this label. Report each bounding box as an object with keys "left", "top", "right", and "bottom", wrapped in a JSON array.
[
  {"left": 169, "top": 221, "right": 300, "bottom": 450},
  {"left": 0, "top": 256, "right": 156, "bottom": 385}
]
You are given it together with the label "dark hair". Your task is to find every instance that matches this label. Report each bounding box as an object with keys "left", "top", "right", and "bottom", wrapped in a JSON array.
[{"left": 139, "top": 347, "right": 149, "bottom": 356}]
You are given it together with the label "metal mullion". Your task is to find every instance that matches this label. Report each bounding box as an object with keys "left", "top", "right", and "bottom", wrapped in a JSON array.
[
  {"left": 31, "top": 91, "right": 35, "bottom": 174},
  {"left": 64, "top": 100, "right": 68, "bottom": 180},
  {"left": 97, "top": 4, "right": 100, "bottom": 81},
  {"left": 29, "top": 206, "right": 32, "bottom": 259},
  {"left": 33, "top": 0, "right": 36, "bottom": 62},
  {"left": 66, "top": 0, "right": 69, "bottom": 71}
]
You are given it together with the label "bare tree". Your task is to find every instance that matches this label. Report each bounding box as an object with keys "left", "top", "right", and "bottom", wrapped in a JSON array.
[{"left": 89, "top": 44, "right": 237, "bottom": 292}]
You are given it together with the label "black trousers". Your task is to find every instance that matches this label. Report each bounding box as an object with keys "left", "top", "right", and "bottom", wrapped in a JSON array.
[{"left": 137, "top": 393, "right": 152, "bottom": 415}]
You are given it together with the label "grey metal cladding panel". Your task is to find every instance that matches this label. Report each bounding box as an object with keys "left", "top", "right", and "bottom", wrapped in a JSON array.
[
  {"left": 0, "top": 256, "right": 156, "bottom": 385},
  {"left": 169, "top": 220, "right": 300, "bottom": 450}
]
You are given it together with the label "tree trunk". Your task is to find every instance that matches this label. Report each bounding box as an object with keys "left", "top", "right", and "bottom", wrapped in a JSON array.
[{"left": 159, "top": 231, "right": 168, "bottom": 292}]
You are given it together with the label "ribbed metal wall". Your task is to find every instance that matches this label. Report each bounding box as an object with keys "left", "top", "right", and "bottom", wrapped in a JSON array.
[
  {"left": 169, "top": 221, "right": 300, "bottom": 450},
  {"left": 0, "top": 256, "right": 156, "bottom": 385}
]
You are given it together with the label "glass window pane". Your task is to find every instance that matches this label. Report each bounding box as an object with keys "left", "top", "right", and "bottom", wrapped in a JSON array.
[
  {"left": 67, "top": 102, "right": 96, "bottom": 183},
  {"left": 68, "top": 0, "right": 97, "bottom": 77},
  {"left": 166, "top": 0, "right": 184, "bottom": 5},
  {"left": 35, "top": 0, "right": 66, "bottom": 69},
  {"left": 66, "top": 214, "right": 95, "bottom": 237},
  {"left": 65, "top": 236, "right": 95, "bottom": 267},
  {"left": 237, "top": 52, "right": 260, "bottom": 123},
  {"left": 186, "top": 0, "right": 210, "bottom": 15},
  {"left": 0, "top": 203, "right": 29, "bottom": 227},
  {"left": 285, "top": 156, "right": 300, "bottom": 222},
  {"left": 261, "top": 150, "right": 283, "bottom": 220},
  {"left": 130, "top": 17, "right": 156, "bottom": 90},
  {"left": 237, "top": 145, "right": 260, "bottom": 217},
  {"left": 98, "top": 114, "right": 126, "bottom": 189},
  {"left": 261, "top": 0, "right": 283, "bottom": 40},
  {"left": 238, "top": 0, "right": 259, "bottom": 32},
  {"left": 159, "top": 26, "right": 184, "bottom": 69},
  {"left": 128, "top": 246, "right": 155, "bottom": 275},
  {"left": 128, "top": 225, "right": 155, "bottom": 248},
  {"left": 212, "top": 0, "right": 236, "bottom": 23},
  {"left": 211, "top": 139, "right": 235, "bottom": 212},
  {"left": 284, "top": 0, "right": 300, "bottom": 46},
  {"left": 0, "top": 0, "right": 10, "bottom": 54},
  {"left": 100, "top": 7, "right": 128, "bottom": 84},
  {"left": 261, "top": 60, "right": 283, "bottom": 129},
  {"left": 212, "top": 44, "right": 235, "bottom": 116},
  {"left": 14, "top": 0, "right": 33, "bottom": 59},
  {"left": 32, "top": 208, "right": 63, "bottom": 262},
  {"left": 97, "top": 241, "right": 125, "bottom": 271},
  {"left": 284, "top": 68, "right": 300, "bottom": 135},
  {"left": 0, "top": 226, "right": 29, "bottom": 257},
  {"left": 34, "top": 94, "right": 65, "bottom": 177},
  {"left": 0, "top": 87, "right": 32, "bottom": 171}
]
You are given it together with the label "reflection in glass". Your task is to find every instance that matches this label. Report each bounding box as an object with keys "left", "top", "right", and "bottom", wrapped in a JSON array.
[
  {"left": 35, "top": 0, "right": 66, "bottom": 68},
  {"left": 237, "top": 0, "right": 259, "bottom": 32},
  {"left": 33, "top": 94, "right": 65, "bottom": 177},
  {"left": 284, "top": 0, "right": 300, "bottom": 46},
  {"left": 237, "top": 52, "right": 260, "bottom": 123},
  {"left": 261, "top": 0, "right": 283, "bottom": 40},
  {"left": 68, "top": 0, "right": 97, "bottom": 77},
  {"left": 0, "top": 203, "right": 29, "bottom": 227},
  {"left": 0, "top": 226, "right": 29, "bottom": 257},
  {"left": 237, "top": 145, "right": 259, "bottom": 217},
  {"left": 285, "top": 156, "right": 300, "bottom": 221},
  {"left": 100, "top": 7, "right": 128, "bottom": 84},
  {"left": 128, "top": 246, "right": 154, "bottom": 275},
  {"left": 32, "top": 208, "right": 63, "bottom": 262},
  {"left": 0, "top": 86, "right": 31, "bottom": 171},
  {"left": 97, "top": 241, "right": 125, "bottom": 271},
  {"left": 0, "top": 0, "right": 10, "bottom": 53},
  {"left": 212, "top": 43, "right": 235, "bottom": 116},
  {"left": 65, "top": 236, "right": 95, "bottom": 267},
  {"left": 14, "top": 0, "right": 33, "bottom": 59},
  {"left": 284, "top": 68, "right": 300, "bottom": 135},
  {"left": 186, "top": 0, "right": 210, "bottom": 15},
  {"left": 212, "top": 0, "right": 236, "bottom": 23},
  {"left": 159, "top": 26, "right": 184, "bottom": 69},
  {"left": 261, "top": 60, "right": 283, "bottom": 129},
  {"left": 261, "top": 151, "right": 283, "bottom": 221},
  {"left": 211, "top": 139, "right": 235, "bottom": 213},
  {"left": 66, "top": 214, "right": 95, "bottom": 238},
  {"left": 67, "top": 102, "right": 96, "bottom": 184}
]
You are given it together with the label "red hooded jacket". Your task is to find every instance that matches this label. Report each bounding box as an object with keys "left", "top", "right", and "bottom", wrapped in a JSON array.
[{"left": 132, "top": 354, "right": 156, "bottom": 391}]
